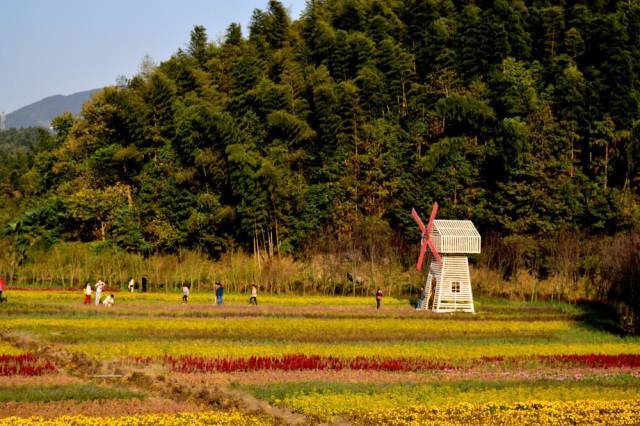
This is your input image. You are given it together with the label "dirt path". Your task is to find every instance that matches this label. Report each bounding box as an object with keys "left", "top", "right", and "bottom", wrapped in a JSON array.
[{"left": 0, "top": 331, "right": 311, "bottom": 425}]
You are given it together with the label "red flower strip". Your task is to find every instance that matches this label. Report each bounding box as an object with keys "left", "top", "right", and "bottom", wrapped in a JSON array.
[
  {"left": 0, "top": 353, "right": 57, "bottom": 376},
  {"left": 155, "top": 354, "right": 457, "bottom": 373},
  {"left": 541, "top": 354, "right": 640, "bottom": 368},
  {"left": 127, "top": 353, "right": 640, "bottom": 373},
  {"left": 474, "top": 354, "right": 640, "bottom": 368}
]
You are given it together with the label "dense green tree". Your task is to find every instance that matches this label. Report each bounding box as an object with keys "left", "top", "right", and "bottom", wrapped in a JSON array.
[
  {"left": 3, "top": 0, "right": 640, "bottom": 260},
  {"left": 225, "top": 23, "right": 243, "bottom": 46},
  {"left": 188, "top": 25, "right": 210, "bottom": 67}
]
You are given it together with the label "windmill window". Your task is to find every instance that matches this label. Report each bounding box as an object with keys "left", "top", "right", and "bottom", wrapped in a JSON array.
[{"left": 451, "top": 281, "right": 461, "bottom": 293}]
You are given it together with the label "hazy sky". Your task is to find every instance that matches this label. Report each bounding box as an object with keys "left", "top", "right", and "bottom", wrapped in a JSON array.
[{"left": 0, "top": 0, "right": 307, "bottom": 113}]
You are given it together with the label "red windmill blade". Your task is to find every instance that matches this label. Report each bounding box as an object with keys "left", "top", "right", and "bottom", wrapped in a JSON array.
[
  {"left": 411, "top": 202, "right": 442, "bottom": 272},
  {"left": 411, "top": 208, "right": 427, "bottom": 270}
]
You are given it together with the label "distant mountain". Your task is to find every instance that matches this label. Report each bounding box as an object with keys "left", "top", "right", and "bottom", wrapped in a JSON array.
[{"left": 6, "top": 89, "right": 101, "bottom": 129}]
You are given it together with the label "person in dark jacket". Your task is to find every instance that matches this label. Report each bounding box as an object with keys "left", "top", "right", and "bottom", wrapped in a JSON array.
[
  {"left": 215, "top": 282, "right": 224, "bottom": 305},
  {"left": 375, "top": 288, "right": 383, "bottom": 309}
]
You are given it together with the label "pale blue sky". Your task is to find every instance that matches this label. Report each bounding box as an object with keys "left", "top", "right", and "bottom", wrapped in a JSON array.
[{"left": 0, "top": 0, "right": 307, "bottom": 113}]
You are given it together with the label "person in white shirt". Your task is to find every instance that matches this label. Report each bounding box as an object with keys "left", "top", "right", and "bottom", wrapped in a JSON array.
[
  {"left": 102, "top": 294, "right": 115, "bottom": 307},
  {"left": 128, "top": 278, "right": 135, "bottom": 292},
  {"left": 249, "top": 284, "right": 258, "bottom": 305},
  {"left": 83, "top": 283, "right": 92, "bottom": 305},
  {"left": 95, "top": 280, "right": 105, "bottom": 306},
  {"left": 182, "top": 285, "right": 189, "bottom": 303}
]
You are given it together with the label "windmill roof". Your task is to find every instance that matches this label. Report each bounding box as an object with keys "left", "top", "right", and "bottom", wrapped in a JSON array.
[{"left": 432, "top": 220, "right": 480, "bottom": 238}]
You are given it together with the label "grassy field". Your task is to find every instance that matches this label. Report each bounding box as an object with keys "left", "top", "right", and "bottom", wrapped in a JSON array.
[{"left": 0, "top": 289, "right": 639, "bottom": 425}]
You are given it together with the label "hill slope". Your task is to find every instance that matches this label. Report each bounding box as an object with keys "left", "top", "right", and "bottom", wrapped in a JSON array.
[
  {"left": 1, "top": 0, "right": 640, "bottom": 254},
  {"left": 6, "top": 89, "right": 101, "bottom": 128}
]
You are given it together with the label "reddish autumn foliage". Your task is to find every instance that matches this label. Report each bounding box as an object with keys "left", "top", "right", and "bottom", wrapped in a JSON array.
[
  {"left": 156, "top": 354, "right": 457, "bottom": 373},
  {"left": 541, "top": 354, "right": 640, "bottom": 368},
  {"left": 0, "top": 353, "right": 57, "bottom": 376},
  {"left": 473, "top": 354, "right": 640, "bottom": 369},
  {"left": 128, "top": 356, "right": 153, "bottom": 366},
  {"left": 130, "top": 353, "right": 640, "bottom": 374},
  {"left": 478, "top": 356, "right": 506, "bottom": 363}
]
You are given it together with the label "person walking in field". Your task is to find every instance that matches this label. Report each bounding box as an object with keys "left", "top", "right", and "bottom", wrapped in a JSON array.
[
  {"left": 102, "top": 294, "right": 115, "bottom": 307},
  {"left": 249, "top": 284, "right": 258, "bottom": 305},
  {"left": 416, "top": 288, "right": 426, "bottom": 310},
  {"left": 215, "top": 282, "right": 224, "bottom": 305},
  {"left": 84, "top": 283, "right": 92, "bottom": 305},
  {"left": 0, "top": 277, "right": 6, "bottom": 303},
  {"left": 375, "top": 288, "right": 383, "bottom": 309},
  {"left": 95, "top": 280, "right": 105, "bottom": 306},
  {"left": 182, "top": 284, "right": 189, "bottom": 303},
  {"left": 128, "top": 278, "right": 135, "bottom": 292}
]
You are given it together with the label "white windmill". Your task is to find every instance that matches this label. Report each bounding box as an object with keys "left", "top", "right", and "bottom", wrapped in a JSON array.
[{"left": 412, "top": 202, "right": 480, "bottom": 313}]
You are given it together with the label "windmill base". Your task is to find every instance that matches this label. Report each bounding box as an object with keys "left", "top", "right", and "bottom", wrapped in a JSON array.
[
  {"left": 419, "top": 299, "right": 475, "bottom": 313},
  {"left": 418, "top": 256, "right": 475, "bottom": 313},
  {"left": 430, "top": 303, "right": 474, "bottom": 313}
]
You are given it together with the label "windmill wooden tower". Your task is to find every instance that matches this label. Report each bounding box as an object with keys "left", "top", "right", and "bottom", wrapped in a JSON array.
[{"left": 412, "top": 203, "right": 480, "bottom": 313}]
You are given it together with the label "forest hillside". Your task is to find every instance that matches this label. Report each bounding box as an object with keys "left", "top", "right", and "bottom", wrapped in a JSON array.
[{"left": 1, "top": 0, "right": 640, "bottom": 330}]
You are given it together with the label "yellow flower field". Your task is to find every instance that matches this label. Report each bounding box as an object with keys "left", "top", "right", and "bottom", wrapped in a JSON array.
[
  {"left": 2, "top": 290, "right": 640, "bottom": 425},
  {"left": 0, "top": 411, "right": 269, "bottom": 426},
  {"left": 279, "top": 382, "right": 640, "bottom": 420},
  {"left": 1, "top": 399, "right": 638, "bottom": 425},
  {"left": 67, "top": 339, "right": 640, "bottom": 360},
  {"left": 1, "top": 316, "right": 573, "bottom": 338},
  {"left": 356, "top": 400, "right": 640, "bottom": 425},
  {"left": 7, "top": 290, "right": 406, "bottom": 306},
  {"left": 0, "top": 342, "right": 24, "bottom": 355}
]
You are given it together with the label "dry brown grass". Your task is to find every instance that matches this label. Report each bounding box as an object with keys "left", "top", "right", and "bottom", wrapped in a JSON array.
[
  {"left": 0, "top": 243, "right": 417, "bottom": 297},
  {"left": 0, "top": 375, "right": 84, "bottom": 387},
  {"left": 472, "top": 266, "right": 588, "bottom": 302},
  {"left": 0, "top": 233, "right": 606, "bottom": 302}
]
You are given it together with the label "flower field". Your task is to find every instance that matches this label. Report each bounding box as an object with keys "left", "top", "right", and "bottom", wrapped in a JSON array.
[
  {"left": 4, "top": 289, "right": 407, "bottom": 307},
  {"left": 356, "top": 400, "right": 640, "bottom": 425},
  {"left": 0, "top": 354, "right": 56, "bottom": 376},
  {"left": 150, "top": 354, "right": 457, "bottom": 373},
  {"left": 0, "top": 411, "right": 269, "bottom": 425},
  {"left": 0, "top": 342, "right": 26, "bottom": 355},
  {"left": 541, "top": 353, "right": 640, "bottom": 368},
  {"left": 65, "top": 339, "right": 640, "bottom": 360},
  {"left": 244, "top": 377, "right": 640, "bottom": 421},
  {"left": 0, "top": 289, "right": 639, "bottom": 424},
  {"left": 0, "top": 316, "right": 574, "bottom": 343}
]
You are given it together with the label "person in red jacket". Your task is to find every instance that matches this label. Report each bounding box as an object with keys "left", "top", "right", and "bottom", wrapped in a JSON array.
[
  {"left": 375, "top": 288, "right": 383, "bottom": 309},
  {"left": 83, "top": 283, "right": 92, "bottom": 304},
  {"left": 0, "top": 277, "right": 5, "bottom": 302}
]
